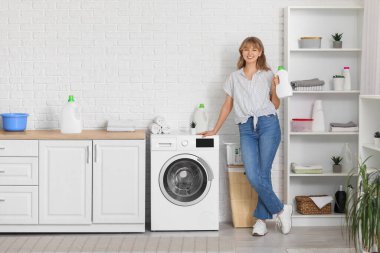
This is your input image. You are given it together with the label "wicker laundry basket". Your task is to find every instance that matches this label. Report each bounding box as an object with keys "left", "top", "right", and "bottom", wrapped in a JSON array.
[
  {"left": 228, "top": 165, "right": 258, "bottom": 227},
  {"left": 295, "top": 195, "right": 332, "bottom": 215}
]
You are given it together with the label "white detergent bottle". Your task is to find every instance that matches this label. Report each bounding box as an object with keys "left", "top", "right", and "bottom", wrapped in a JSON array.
[
  {"left": 276, "top": 66, "right": 293, "bottom": 98},
  {"left": 342, "top": 66, "right": 351, "bottom": 90},
  {"left": 193, "top": 103, "right": 208, "bottom": 134},
  {"left": 60, "top": 95, "right": 82, "bottom": 134}
]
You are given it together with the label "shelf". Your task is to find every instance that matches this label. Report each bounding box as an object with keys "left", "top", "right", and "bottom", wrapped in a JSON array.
[
  {"left": 360, "top": 95, "right": 380, "bottom": 100},
  {"left": 362, "top": 143, "right": 380, "bottom": 152},
  {"left": 290, "top": 48, "right": 361, "bottom": 52},
  {"left": 292, "top": 212, "right": 345, "bottom": 218},
  {"left": 288, "top": 6, "right": 363, "bottom": 10},
  {"left": 290, "top": 173, "right": 355, "bottom": 177},
  {"left": 290, "top": 132, "right": 358, "bottom": 136},
  {"left": 293, "top": 90, "right": 360, "bottom": 94}
]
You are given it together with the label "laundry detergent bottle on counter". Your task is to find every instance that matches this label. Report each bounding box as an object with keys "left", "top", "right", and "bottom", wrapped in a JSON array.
[
  {"left": 193, "top": 103, "right": 208, "bottom": 134},
  {"left": 60, "top": 95, "right": 82, "bottom": 134},
  {"left": 276, "top": 66, "right": 293, "bottom": 98}
]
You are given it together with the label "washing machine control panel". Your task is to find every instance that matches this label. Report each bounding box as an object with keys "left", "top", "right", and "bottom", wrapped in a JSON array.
[{"left": 177, "top": 136, "right": 217, "bottom": 150}]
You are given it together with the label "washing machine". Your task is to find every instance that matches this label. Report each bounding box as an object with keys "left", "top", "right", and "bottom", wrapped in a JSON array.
[{"left": 150, "top": 133, "right": 219, "bottom": 231}]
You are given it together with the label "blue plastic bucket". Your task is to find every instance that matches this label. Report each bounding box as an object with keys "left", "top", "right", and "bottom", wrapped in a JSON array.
[{"left": 1, "top": 113, "right": 29, "bottom": 131}]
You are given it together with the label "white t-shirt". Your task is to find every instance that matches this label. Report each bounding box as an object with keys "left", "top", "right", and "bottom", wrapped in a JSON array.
[{"left": 224, "top": 68, "right": 277, "bottom": 125}]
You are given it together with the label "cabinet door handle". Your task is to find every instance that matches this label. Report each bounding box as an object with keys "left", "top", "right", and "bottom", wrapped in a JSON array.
[
  {"left": 0, "top": 199, "right": 5, "bottom": 202},
  {"left": 0, "top": 171, "right": 5, "bottom": 173},
  {"left": 94, "top": 144, "right": 98, "bottom": 163},
  {"left": 0, "top": 147, "right": 5, "bottom": 150},
  {"left": 87, "top": 146, "right": 90, "bottom": 164}
]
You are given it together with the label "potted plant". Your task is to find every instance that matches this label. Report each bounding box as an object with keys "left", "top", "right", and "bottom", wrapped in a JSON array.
[
  {"left": 346, "top": 157, "right": 380, "bottom": 252},
  {"left": 190, "top": 121, "right": 197, "bottom": 135},
  {"left": 374, "top": 131, "right": 380, "bottom": 146},
  {"left": 331, "top": 156, "right": 343, "bottom": 173},
  {"left": 332, "top": 32, "right": 343, "bottom": 48},
  {"left": 333, "top": 75, "right": 345, "bottom": 91}
]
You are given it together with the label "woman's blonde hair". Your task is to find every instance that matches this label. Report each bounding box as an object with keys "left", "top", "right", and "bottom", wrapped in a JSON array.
[{"left": 237, "top": 37, "right": 270, "bottom": 71}]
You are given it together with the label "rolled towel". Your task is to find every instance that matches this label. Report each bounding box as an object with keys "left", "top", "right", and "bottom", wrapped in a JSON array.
[
  {"left": 150, "top": 123, "right": 162, "bottom": 134},
  {"left": 291, "top": 78, "right": 325, "bottom": 88},
  {"left": 161, "top": 125, "right": 171, "bottom": 134},
  {"left": 154, "top": 116, "right": 166, "bottom": 127}
]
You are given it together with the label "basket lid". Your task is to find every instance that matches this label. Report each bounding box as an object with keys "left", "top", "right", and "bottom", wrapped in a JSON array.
[{"left": 300, "top": 36, "right": 322, "bottom": 39}]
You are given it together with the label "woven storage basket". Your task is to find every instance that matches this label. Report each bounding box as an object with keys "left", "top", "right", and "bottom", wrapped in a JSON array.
[{"left": 295, "top": 195, "right": 332, "bottom": 215}]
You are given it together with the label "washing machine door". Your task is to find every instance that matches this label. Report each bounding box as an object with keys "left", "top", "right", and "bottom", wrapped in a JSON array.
[{"left": 159, "top": 154, "right": 214, "bottom": 206}]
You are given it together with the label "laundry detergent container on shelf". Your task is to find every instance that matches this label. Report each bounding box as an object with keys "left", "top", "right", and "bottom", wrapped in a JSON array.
[{"left": 1, "top": 113, "right": 29, "bottom": 131}]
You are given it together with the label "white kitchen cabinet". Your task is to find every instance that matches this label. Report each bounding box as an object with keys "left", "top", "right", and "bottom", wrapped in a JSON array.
[
  {"left": 0, "top": 130, "right": 145, "bottom": 232},
  {"left": 39, "top": 140, "right": 92, "bottom": 224},
  {"left": 93, "top": 140, "right": 145, "bottom": 223},
  {"left": 284, "top": 6, "right": 363, "bottom": 226},
  {"left": 0, "top": 186, "right": 38, "bottom": 224}
]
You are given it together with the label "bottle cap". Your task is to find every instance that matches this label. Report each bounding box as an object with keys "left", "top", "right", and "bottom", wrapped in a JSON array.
[
  {"left": 344, "top": 66, "right": 350, "bottom": 69},
  {"left": 68, "top": 95, "right": 75, "bottom": 102},
  {"left": 277, "top": 66, "right": 285, "bottom": 71},
  {"left": 199, "top": 103, "right": 205, "bottom": 109}
]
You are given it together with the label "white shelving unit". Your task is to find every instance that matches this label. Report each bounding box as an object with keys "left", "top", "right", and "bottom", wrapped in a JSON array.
[
  {"left": 284, "top": 6, "right": 363, "bottom": 226},
  {"left": 359, "top": 96, "right": 380, "bottom": 168}
]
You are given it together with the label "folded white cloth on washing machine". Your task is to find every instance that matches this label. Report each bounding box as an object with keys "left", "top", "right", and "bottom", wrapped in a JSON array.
[
  {"left": 150, "top": 123, "right": 162, "bottom": 134},
  {"left": 154, "top": 116, "right": 166, "bottom": 127},
  {"left": 161, "top": 125, "right": 171, "bottom": 134}
]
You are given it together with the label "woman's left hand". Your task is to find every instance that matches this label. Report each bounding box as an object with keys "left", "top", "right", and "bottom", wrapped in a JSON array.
[{"left": 272, "top": 75, "right": 279, "bottom": 88}]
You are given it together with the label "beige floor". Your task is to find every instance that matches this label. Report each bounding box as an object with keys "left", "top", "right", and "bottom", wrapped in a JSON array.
[{"left": 0, "top": 223, "right": 352, "bottom": 253}]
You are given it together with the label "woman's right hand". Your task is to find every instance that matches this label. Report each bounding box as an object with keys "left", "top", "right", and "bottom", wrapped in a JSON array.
[{"left": 199, "top": 129, "right": 217, "bottom": 137}]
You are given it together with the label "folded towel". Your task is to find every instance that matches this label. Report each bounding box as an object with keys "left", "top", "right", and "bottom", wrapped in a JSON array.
[
  {"left": 150, "top": 123, "right": 162, "bottom": 134},
  {"left": 291, "top": 163, "right": 323, "bottom": 170},
  {"left": 331, "top": 126, "right": 359, "bottom": 132},
  {"left": 330, "top": 121, "right": 357, "bottom": 128},
  {"left": 310, "top": 196, "right": 333, "bottom": 209},
  {"left": 291, "top": 78, "right": 325, "bottom": 87},
  {"left": 161, "top": 125, "right": 171, "bottom": 134},
  {"left": 154, "top": 116, "right": 166, "bottom": 127},
  {"left": 293, "top": 86, "right": 324, "bottom": 91}
]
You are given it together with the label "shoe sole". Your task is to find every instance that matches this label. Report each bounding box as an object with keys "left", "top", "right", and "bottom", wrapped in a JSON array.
[{"left": 252, "top": 232, "right": 268, "bottom": 236}]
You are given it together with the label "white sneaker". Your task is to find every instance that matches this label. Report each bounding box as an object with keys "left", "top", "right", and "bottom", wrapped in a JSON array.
[
  {"left": 276, "top": 204, "right": 293, "bottom": 234},
  {"left": 252, "top": 219, "right": 268, "bottom": 236}
]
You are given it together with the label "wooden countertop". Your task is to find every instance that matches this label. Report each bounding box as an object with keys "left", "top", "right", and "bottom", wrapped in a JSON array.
[{"left": 0, "top": 130, "right": 146, "bottom": 140}]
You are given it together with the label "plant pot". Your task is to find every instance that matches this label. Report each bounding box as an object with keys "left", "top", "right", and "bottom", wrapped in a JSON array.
[
  {"left": 333, "top": 164, "right": 342, "bottom": 173},
  {"left": 333, "top": 41, "right": 343, "bottom": 48},
  {"left": 333, "top": 78, "right": 345, "bottom": 91},
  {"left": 375, "top": 137, "right": 380, "bottom": 147},
  {"left": 190, "top": 128, "right": 196, "bottom": 135}
]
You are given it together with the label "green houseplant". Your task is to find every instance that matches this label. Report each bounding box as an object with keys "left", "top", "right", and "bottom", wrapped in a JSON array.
[
  {"left": 332, "top": 32, "right": 343, "bottom": 48},
  {"left": 346, "top": 157, "right": 380, "bottom": 252},
  {"left": 331, "top": 156, "right": 343, "bottom": 173}
]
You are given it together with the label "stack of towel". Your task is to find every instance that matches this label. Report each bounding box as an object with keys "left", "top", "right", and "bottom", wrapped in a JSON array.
[
  {"left": 290, "top": 78, "right": 325, "bottom": 91},
  {"left": 150, "top": 116, "right": 171, "bottom": 134},
  {"left": 330, "top": 121, "right": 358, "bottom": 132},
  {"left": 291, "top": 163, "right": 323, "bottom": 174},
  {"left": 107, "top": 119, "right": 135, "bottom": 132}
]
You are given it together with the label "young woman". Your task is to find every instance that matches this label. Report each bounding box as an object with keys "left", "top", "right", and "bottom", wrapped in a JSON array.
[{"left": 201, "top": 37, "right": 292, "bottom": 236}]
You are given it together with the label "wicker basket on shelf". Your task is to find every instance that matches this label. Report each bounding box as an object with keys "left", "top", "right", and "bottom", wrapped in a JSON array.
[{"left": 295, "top": 195, "right": 332, "bottom": 215}]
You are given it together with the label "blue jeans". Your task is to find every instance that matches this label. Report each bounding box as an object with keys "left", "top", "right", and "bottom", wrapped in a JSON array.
[{"left": 239, "top": 115, "right": 284, "bottom": 220}]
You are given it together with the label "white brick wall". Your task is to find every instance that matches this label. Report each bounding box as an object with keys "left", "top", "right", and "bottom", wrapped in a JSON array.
[{"left": 1, "top": 0, "right": 361, "bottom": 223}]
